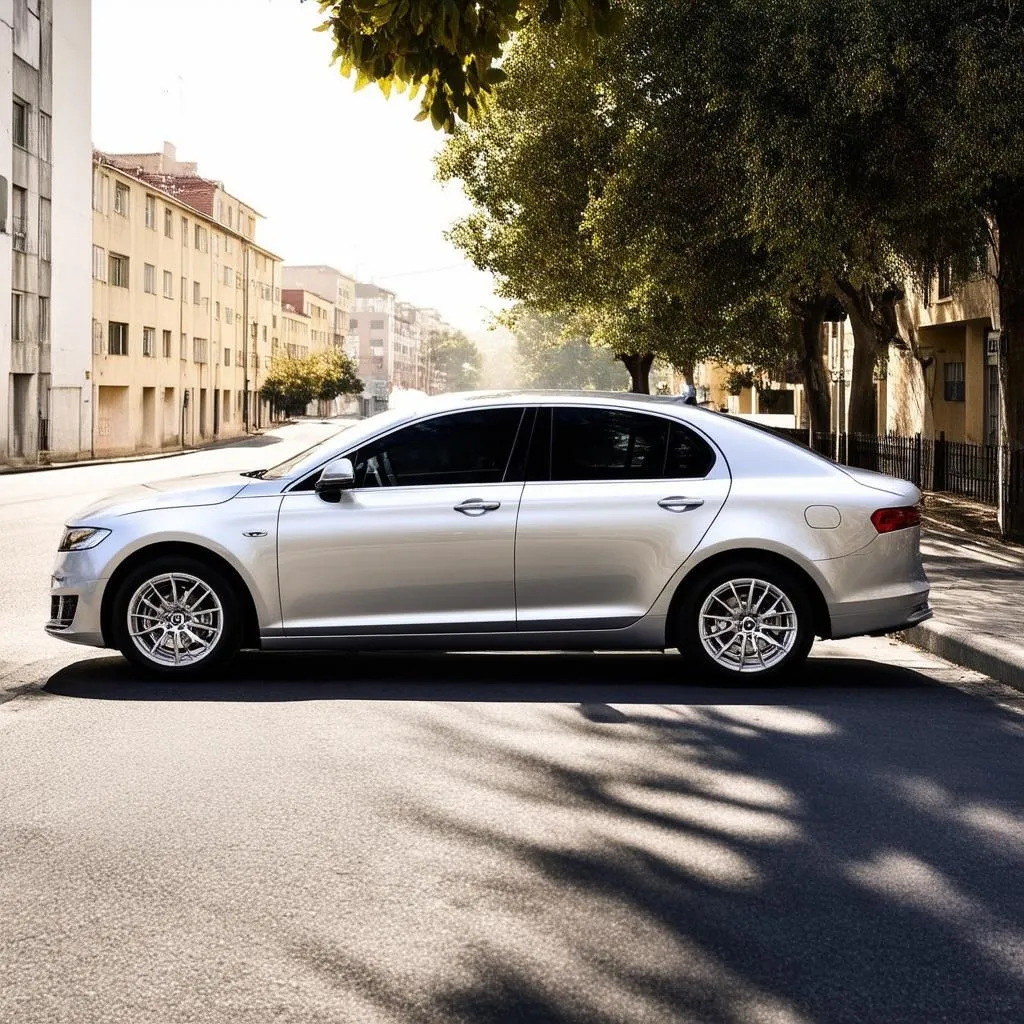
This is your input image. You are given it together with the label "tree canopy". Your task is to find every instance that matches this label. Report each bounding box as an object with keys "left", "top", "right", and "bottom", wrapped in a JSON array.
[
  {"left": 427, "top": 329, "right": 483, "bottom": 391},
  {"left": 261, "top": 349, "right": 362, "bottom": 417}
]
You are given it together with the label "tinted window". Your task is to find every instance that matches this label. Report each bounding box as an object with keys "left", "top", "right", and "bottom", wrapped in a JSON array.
[
  {"left": 352, "top": 409, "right": 524, "bottom": 488},
  {"left": 665, "top": 423, "right": 716, "bottom": 478},
  {"left": 549, "top": 408, "right": 714, "bottom": 481}
]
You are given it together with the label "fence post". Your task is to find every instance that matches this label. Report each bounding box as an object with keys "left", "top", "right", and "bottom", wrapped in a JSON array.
[
  {"left": 913, "top": 432, "right": 922, "bottom": 489},
  {"left": 934, "top": 431, "right": 946, "bottom": 492}
]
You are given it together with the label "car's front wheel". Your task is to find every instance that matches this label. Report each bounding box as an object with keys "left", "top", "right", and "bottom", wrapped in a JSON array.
[
  {"left": 112, "top": 556, "right": 241, "bottom": 676},
  {"left": 676, "top": 561, "right": 815, "bottom": 681}
]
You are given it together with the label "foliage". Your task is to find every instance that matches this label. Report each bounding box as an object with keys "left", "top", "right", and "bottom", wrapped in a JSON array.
[
  {"left": 723, "top": 368, "right": 756, "bottom": 397},
  {"left": 427, "top": 329, "right": 483, "bottom": 391},
  {"left": 311, "top": 0, "right": 619, "bottom": 131},
  {"left": 261, "top": 349, "right": 362, "bottom": 416},
  {"left": 512, "top": 308, "right": 625, "bottom": 390}
]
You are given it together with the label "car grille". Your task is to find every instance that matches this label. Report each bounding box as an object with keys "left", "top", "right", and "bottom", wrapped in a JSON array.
[{"left": 48, "top": 595, "right": 78, "bottom": 630}]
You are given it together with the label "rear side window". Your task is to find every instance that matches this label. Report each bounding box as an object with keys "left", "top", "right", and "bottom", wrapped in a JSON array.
[
  {"left": 545, "top": 407, "right": 715, "bottom": 481},
  {"left": 352, "top": 408, "right": 525, "bottom": 488}
]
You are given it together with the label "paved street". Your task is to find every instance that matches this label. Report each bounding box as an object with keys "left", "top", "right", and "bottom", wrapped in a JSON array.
[{"left": 3, "top": 427, "right": 1024, "bottom": 1022}]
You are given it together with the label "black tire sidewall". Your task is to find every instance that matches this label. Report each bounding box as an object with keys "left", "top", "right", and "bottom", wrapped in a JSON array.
[
  {"left": 112, "top": 556, "right": 241, "bottom": 677},
  {"left": 677, "top": 560, "right": 814, "bottom": 682}
]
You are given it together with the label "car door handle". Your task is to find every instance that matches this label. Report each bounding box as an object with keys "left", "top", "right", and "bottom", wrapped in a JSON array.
[
  {"left": 658, "top": 496, "right": 704, "bottom": 513},
  {"left": 454, "top": 498, "right": 502, "bottom": 516}
]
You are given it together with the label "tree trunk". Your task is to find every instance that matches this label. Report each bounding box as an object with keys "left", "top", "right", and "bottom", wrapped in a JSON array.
[
  {"left": 617, "top": 352, "right": 655, "bottom": 393},
  {"left": 994, "top": 188, "right": 1024, "bottom": 541},
  {"left": 835, "top": 281, "right": 884, "bottom": 436},
  {"left": 791, "top": 296, "right": 831, "bottom": 434}
]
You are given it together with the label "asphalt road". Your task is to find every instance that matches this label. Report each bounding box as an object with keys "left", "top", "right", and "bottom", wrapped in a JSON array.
[{"left": 2, "top": 425, "right": 1024, "bottom": 1023}]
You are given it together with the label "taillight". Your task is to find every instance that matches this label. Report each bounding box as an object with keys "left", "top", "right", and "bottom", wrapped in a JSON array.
[{"left": 871, "top": 505, "right": 922, "bottom": 534}]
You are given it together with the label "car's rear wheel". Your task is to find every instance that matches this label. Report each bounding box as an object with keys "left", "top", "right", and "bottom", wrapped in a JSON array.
[
  {"left": 112, "top": 556, "right": 241, "bottom": 677},
  {"left": 676, "top": 561, "right": 814, "bottom": 681}
]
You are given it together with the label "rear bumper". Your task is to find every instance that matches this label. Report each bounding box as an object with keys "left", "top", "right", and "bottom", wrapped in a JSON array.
[{"left": 828, "top": 586, "right": 932, "bottom": 640}]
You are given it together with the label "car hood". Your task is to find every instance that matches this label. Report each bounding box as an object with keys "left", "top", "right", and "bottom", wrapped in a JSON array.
[
  {"left": 838, "top": 466, "right": 922, "bottom": 503},
  {"left": 69, "top": 472, "right": 251, "bottom": 523}
]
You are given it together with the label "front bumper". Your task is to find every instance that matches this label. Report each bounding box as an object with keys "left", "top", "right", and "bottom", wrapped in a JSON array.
[{"left": 46, "top": 566, "right": 108, "bottom": 649}]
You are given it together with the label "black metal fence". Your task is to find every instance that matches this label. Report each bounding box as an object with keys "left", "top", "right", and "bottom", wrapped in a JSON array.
[{"left": 763, "top": 425, "right": 1017, "bottom": 508}]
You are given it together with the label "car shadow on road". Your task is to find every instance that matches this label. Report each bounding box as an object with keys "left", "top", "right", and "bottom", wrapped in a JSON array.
[{"left": 44, "top": 649, "right": 978, "bottom": 705}]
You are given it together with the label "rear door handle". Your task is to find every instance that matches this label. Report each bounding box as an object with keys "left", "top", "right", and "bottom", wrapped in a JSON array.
[
  {"left": 455, "top": 498, "right": 501, "bottom": 516},
  {"left": 658, "top": 496, "right": 704, "bottom": 513}
]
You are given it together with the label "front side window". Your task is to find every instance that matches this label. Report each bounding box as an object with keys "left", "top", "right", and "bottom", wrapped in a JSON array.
[
  {"left": 546, "top": 407, "right": 716, "bottom": 481},
  {"left": 352, "top": 409, "right": 524, "bottom": 488}
]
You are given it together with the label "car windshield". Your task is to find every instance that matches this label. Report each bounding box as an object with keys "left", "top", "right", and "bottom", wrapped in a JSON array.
[{"left": 260, "top": 410, "right": 414, "bottom": 481}]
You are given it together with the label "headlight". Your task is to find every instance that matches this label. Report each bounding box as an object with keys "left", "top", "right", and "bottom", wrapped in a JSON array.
[{"left": 58, "top": 527, "right": 111, "bottom": 552}]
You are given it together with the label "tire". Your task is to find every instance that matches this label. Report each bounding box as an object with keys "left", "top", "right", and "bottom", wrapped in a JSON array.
[
  {"left": 111, "top": 555, "right": 242, "bottom": 677},
  {"left": 674, "top": 560, "right": 815, "bottom": 682}
]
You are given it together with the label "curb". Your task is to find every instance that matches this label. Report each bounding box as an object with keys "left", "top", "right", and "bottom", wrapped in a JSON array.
[
  {"left": 0, "top": 430, "right": 280, "bottom": 476},
  {"left": 898, "top": 620, "right": 1024, "bottom": 693}
]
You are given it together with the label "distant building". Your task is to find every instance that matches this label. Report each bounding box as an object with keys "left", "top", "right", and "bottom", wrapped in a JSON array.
[
  {"left": 91, "top": 143, "right": 280, "bottom": 453},
  {"left": 281, "top": 288, "right": 334, "bottom": 354},
  {"left": 2, "top": 0, "right": 92, "bottom": 463},
  {"left": 350, "top": 282, "right": 396, "bottom": 399},
  {"left": 281, "top": 265, "right": 355, "bottom": 349}
]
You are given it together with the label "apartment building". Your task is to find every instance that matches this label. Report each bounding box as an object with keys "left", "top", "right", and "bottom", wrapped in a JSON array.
[
  {"left": 887, "top": 264, "right": 1001, "bottom": 445},
  {"left": 279, "top": 302, "right": 310, "bottom": 361},
  {"left": 281, "top": 265, "right": 355, "bottom": 348},
  {"left": 91, "top": 144, "right": 280, "bottom": 453},
  {"left": 350, "top": 282, "right": 396, "bottom": 399},
  {"left": 394, "top": 301, "right": 426, "bottom": 390},
  {"left": 281, "top": 288, "right": 334, "bottom": 354},
  {"left": 2, "top": 0, "right": 91, "bottom": 463}
]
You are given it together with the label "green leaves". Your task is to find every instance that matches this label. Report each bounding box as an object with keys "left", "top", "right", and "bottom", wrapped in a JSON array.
[
  {"left": 260, "top": 350, "right": 363, "bottom": 416},
  {"left": 311, "top": 0, "right": 618, "bottom": 131}
]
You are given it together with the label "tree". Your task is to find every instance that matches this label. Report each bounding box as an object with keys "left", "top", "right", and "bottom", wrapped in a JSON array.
[
  {"left": 512, "top": 308, "right": 625, "bottom": 390},
  {"left": 261, "top": 350, "right": 362, "bottom": 417},
  {"left": 313, "top": 0, "right": 619, "bottom": 130},
  {"left": 426, "top": 329, "right": 483, "bottom": 391}
]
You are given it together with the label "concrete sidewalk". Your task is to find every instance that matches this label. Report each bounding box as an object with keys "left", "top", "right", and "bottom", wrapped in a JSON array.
[{"left": 900, "top": 497, "right": 1024, "bottom": 691}]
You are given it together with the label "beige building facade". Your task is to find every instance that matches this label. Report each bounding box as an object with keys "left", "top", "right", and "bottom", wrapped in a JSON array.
[
  {"left": 281, "top": 265, "right": 355, "bottom": 349},
  {"left": 91, "top": 146, "right": 280, "bottom": 454}
]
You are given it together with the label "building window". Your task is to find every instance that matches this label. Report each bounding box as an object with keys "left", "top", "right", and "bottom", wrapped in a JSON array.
[
  {"left": 144, "top": 263, "right": 156, "bottom": 294},
  {"left": 143, "top": 326, "right": 155, "bottom": 357},
  {"left": 224, "top": 266, "right": 233, "bottom": 286},
  {"left": 225, "top": 236, "right": 233, "bottom": 254},
  {"left": 108, "top": 254, "right": 130, "bottom": 288},
  {"left": 213, "top": 234, "right": 220, "bottom": 256},
  {"left": 11, "top": 293, "right": 24, "bottom": 341},
  {"left": 202, "top": 296, "right": 209, "bottom": 314},
  {"left": 39, "top": 296, "right": 50, "bottom": 342},
  {"left": 162, "top": 329, "right": 172, "bottom": 358},
  {"left": 108, "top": 322, "right": 129, "bottom": 356},
  {"left": 944, "top": 362, "right": 965, "bottom": 402},
  {"left": 215, "top": 302, "right": 221, "bottom": 321},
  {"left": 143, "top": 195, "right": 156, "bottom": 229},
  {"left": 194, "top": 224, "right": 208, "bottom": 252},
  {"left": 11, "top": 186, "right": 28, "bottom": 251},
  {"left": 224, "top": 347, "right": 231, "bottom": 367},
  {"left": 235, "top": 272, "right": 242, "bottom": 289},
  {"left": 181, "top": 216, "right": 189, "bottom": 245},
  {"left": 38, "top": 198, "right": 50, "bottom": 260},
  {"left": 236, "top": 350, "right": 245, "bottom": 367},
  {"left": 193, "top": 338, "right": 208, "bottom": 364},
  {"left": 39, "top": 113, "right": 51, "bottom": 162},
  {"left": 370, "top": 319, "right": 385, "bottom": 330},
  {"left": 193, "top": 281, "right": 201, "bottom": 305},
  {"left": 92, "top": 245, "right": 106, "bottom": 281},
  {"left": 164, "top": 206, "right": 173, "bottom": 238},
  {"left": 937, "top": 260, "right": 953, "bottom": 300},
  {"left": 92, "top": 170, "right": 107, "bottom": 212},
  {"left": 12, "top": 98, "right": 28, "bottom": 148},
  {"left": 163, "top": 270, "right": 173, "bottom": 298},
  {"left": 113, "top": 182, "right": 130, "bottom": 217},
  {"left": 225, "top": 306, "right": 233, "bottom": 323}
]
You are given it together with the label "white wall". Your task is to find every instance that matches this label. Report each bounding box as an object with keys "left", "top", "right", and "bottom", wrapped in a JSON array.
[{"left": 48, "top": 0, "right": 92, "bottom": 457}]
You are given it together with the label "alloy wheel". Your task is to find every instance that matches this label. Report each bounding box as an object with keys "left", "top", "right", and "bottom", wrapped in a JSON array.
[
  {"left": 126, "top": 572, "right": 224, "bottom": 668},
  {"left": 697, "top": 577, "right": 798, "bottom": 673}
]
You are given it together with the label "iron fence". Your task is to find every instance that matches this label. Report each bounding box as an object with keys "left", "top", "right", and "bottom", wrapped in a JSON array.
[{"left": 761, "top": 424, "right": 1018, "bottom": 509}]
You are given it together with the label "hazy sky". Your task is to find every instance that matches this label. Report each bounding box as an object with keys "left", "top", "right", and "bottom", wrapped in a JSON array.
[{"left": 91, "top": 0, "right": 507, "bottom": 335}]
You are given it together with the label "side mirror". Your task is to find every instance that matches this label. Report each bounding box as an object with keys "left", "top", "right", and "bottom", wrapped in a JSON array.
[{"left": 315, "top": 456, "right": 355, "bottom": 501}]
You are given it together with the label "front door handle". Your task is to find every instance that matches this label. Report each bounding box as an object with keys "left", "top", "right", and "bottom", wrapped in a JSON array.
[
  {"left": 658, "top": 496, "right": 704, "bottom": 513},
  {"left": 455, "top": 498, "right": 502, "bottom": 516}
]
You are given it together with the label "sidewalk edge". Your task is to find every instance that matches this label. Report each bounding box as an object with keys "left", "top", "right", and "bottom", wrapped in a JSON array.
[{"left": 898, "top": 620, "right": 1024, "bottom": 693}]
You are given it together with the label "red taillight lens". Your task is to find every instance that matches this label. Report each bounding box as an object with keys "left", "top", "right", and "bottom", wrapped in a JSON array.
[{"left": 871, "top": 505, "right": 922, "bottom": 533}]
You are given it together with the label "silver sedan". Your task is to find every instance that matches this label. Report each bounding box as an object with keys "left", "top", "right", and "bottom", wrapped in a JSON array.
[{"left": 46, "top": 391, "right": 931, "bottom": 680}]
